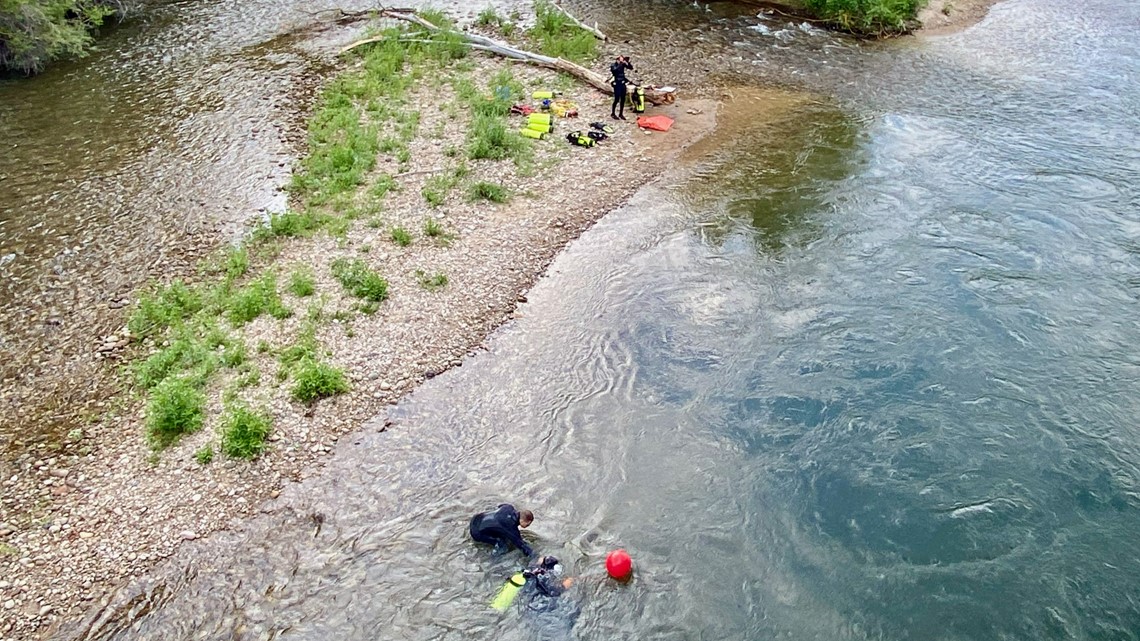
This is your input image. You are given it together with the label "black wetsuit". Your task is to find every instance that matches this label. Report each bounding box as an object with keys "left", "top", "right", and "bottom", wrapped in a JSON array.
[
  {"left": 521, "top": 565, "right": 580, "bottom": 641},
  {"left": 610, "top": 59, "right": 634, "bottom": 119},
  {"left": 469, "top": 504, "right": 532, "bottom": 556}
]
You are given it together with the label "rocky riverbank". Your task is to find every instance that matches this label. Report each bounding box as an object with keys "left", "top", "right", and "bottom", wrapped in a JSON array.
[{"left": 0, "top": 14, "right": 718, "bottom": 640}]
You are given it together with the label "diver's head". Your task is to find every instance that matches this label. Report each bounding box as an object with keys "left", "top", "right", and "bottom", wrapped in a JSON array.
[
  {"left": 538, "top": 556, "right": 563, "bottom": 576},
  {"left": 519, "top": 509, "right": 534, "bottom": 528}
]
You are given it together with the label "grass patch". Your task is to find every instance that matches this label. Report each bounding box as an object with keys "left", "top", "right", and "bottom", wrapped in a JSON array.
[
  {"left": 128, "top": 280, "right": 203, "bottom": 340},
  {"left": 331, "top": 258, "right": 389, "bottom": 302},
  {"left": 236, "top": 364, "right": 261, "bottom": 388},
  {"left": 416, "top": 270, "right": 449, "bottom": 291},
  {"left": 369, "top": 173, "right": 398, "bottom": 200},
  {"left": 227, "top": 272, "right": 292, "bottom": 326},
  {"left": 802, "top": 0, "right": 922, "bottom": 34},
  {"left": 469, "top": 181, "right": 510, "bottom": 203},
  {"left": 390, "top": 227, "right": 413, "bottom": 247},
  {"left": 220, "top": 403, "right": 273, "bottom": 459},
  {"left": 131, "top": 332, "right": 217, "bottom": 390},
  {"left": 530, "top": 0, "right": 598, "bottom": 63},
  {"left": 291, "top": 359, "right": 350, "bottom": 404},
  {"left": 222, "top": 339, "right": 247, "bottom": 368},
  {"left": 260, "top": 209, "right": 325, "bottom": 239},
  {"left": 287, "top": 267, "right": 316, "bottom": 297},
  {"left": 146, "top": 378, "right": 206, "bottom": 449},
  {"left": 423, "top": 218, "right": 454, "bottom": 244},
  {"left": 194, "top": 445, "right": 214, "bottom": 465}
]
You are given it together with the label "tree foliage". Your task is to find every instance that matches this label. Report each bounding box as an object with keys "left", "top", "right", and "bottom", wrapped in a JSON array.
[
  {"left": 801, "top": 0, "right": 922, "bottom": 36},
  {"left": 0, "top": 0, "right": 131, "bottom": 74}
]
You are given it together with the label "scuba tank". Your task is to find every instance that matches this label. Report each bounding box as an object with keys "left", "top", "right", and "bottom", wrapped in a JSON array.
[
  {"left": 519, "top": 128, "right": 547, "bottom": 140},
  {"left": 490, "top": 573, "right": 527, "bottom": 611},
  {"left": 527, "top": 113, "right": 553, "bottom": 125},
  {"left": 630, "top": 86, "right": 646, "bottom": 114},
  {"left": 586, "top": 131, "right": 608, "bottom": 142},
  {"left": 566, "top": 131, "right": 595, "bottom": 147},
  {"left": 532, "top": 90, "right": 559, "bottom": 100},
  {"left": 589, "top": 122, "right": 615, "bottom": 134},
  {"left": 526, "top": 121, "right": 554, "bottom": 134}
]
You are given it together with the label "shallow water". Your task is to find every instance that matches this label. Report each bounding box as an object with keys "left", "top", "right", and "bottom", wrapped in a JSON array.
[{"left": 50, "top": 0, "right": 1140, "bottom": 638}]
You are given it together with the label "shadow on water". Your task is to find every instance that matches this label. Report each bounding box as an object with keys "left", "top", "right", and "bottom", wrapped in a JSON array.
[{"left": 683, "top": 90, "right": 863, "bottom": 256}]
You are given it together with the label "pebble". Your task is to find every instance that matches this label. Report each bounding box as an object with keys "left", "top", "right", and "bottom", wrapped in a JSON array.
[{"left": 179, "top": 531, "right": 198, "bottom": 541}]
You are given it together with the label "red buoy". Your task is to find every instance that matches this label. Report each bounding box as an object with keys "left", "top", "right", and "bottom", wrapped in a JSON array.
[{"left": 605, "top": 549, "right": 633, "bottom": 580}]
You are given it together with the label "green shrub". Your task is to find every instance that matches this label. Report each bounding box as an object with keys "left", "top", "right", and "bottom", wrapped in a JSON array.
[
  {"left": 468, "top": 113, "right": 524, "bottom": 161},
  {"left": 423, "top": 218, "right": 448, "bottom": 238},
  {"left": 128, "top": 280, "right": 203, "bottom": 339},
  {"left": 263, "top": 210, "right": 324, "bottom": 238},
  {"left": 132, "top": 334, "right": 214, "bottom": 389},
  {"left": 236, "top": 364, "right": 261, "bottom": 388},
  {"left": 146, "top": 378, "right": 206, "bottom": 448},
  {"left": 802, "top": 0, "right": 922, "bottom": 34},
  {"left": 390, "top": 227, "right": 413, "bottom": 247},
  {"left": 370, "top": 173, "right": 398, "bottom": 200},
  {"left": 530, "top": 0, "right": 597, "bottom": 63},
  {"left": 194, "top": 444, "right": 214, "bottom": 465},
  {"left": 331, "top": 258, "right": 389, "bottom": 302},
  {"left": 416, "top": 270, "right": 449, "bottom": 291},
  {"left": 476, "top": 6, "right": 501, "bottom": 27},
  {"left": 220, "top": 404, "right": 272, "bottom": 459},
  {"left": 0, "top": 0, "right": 125, "bottom": 74},
  {"left": 288, "top": 267, "right": 316, "bottom": 297},
  {"left": 222, "top": 339, "right": 247, "bottom": 368},
  {"left": 291, "top": 359, "right": 350, "bottom": 404},
  {"left": 227, "top": 272, "right": 291, "bottom": 326},
  {"left": 469, "top": 181, "right": 510, "bottom": 203}
]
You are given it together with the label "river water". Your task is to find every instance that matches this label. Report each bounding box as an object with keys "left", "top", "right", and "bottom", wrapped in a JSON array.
[{"left": 27, "top": 0, "right": 1140, "bottom": 638}]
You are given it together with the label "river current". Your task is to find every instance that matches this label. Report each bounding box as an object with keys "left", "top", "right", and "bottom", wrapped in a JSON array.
[{"left": 15, "top": 0, "right": 1140, "bottom": 638}]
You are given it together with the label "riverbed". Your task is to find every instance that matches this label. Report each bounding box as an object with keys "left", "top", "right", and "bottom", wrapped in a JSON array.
[
  {"left": 26, "top": 0, "right": 1139, "bottom": 638},
  {"left": 6, "top": 0, "right": 1140, "bottom": 634}
]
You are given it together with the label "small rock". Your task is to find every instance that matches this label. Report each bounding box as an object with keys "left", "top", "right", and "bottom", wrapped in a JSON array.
[
  {"left": 38, "top": 605, "right": 53, "bottom": 616},
  {"left": 2, "top": 600, "right": 14, "bottom": 610},
  {"left": 179, "top": 531, "right": 198, "bottom": 541}
]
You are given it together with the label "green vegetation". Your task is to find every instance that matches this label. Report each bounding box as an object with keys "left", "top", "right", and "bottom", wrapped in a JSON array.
[
  {"left": 469, "top": 181, "right": 510, "bottom": 203},
  {"left": 146, "top": 377, "right": 205, "bottom": 449},
  {"left": 227, "top": 272, "right": 291, "bottom": 326},
  {"left": 0, "top": 0, "right": 130, "bottom": 74},
  {"left": 476, "top": 6, "right": 501, "bottom": 27},
  {"left": 288, "top": 267, "right": 316, "bottom": 297},
  {"left": 416, "top": 270, "right": 449, "bottom": 291},
  {"left": 390, "top": 226, "right": 413, "bottom": 247},
  {"left": 331, "top": 258, "right": 389, "bottom": 302},
  {"left": 530, "top": 0, "right": 597, "bottom": 63},
  {"left": 220, "top": 403, "right": 272, "bottom": 459},
  {"left": 802, "top": 0, "right": 922, "bottom": 34},
  {"left": 291, "top": 359, "right": 349, "bottom": 404},
  {"left": 194, "top": 444, "right": 214, "bottom": 465},
  {"left": 118, "top": 7, "right": 585, "bottom": 454},
  {"left": 128, "top": 280, "right": 203, "bottom": 339}
]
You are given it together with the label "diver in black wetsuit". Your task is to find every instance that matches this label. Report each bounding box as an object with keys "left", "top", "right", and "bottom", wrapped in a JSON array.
[
  {"left": 609, "top": 55, "right": 634, "bottom": 120},
  {"left": 469, "top": 504, "right": 534, "bottom": 557},
  {"left": 520, "top": 556, "right": 580, "bottom": 641}
]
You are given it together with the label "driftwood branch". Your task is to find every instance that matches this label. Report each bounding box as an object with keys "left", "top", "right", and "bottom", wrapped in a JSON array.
[
  {"left": 340, "top": 9, "right": 675, "bottom": 106},
  {"left": 552, "top": 1, "right": 607, "bottom": 40}
]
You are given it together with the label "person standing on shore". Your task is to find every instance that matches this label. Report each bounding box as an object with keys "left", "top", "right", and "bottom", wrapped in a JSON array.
[
  {"left": 469, "top": 503, "right": 534, "bottom": 557},
  {"left": 609, "top": 55, "right": 634, "bottom": 120}
]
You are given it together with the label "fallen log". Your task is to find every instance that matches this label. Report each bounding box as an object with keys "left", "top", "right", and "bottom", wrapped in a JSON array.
[
  {"left": 552, "top": 2, "right": 607, "bottom": 40},
  {"left": 340, "top": 8, "right": 676, "bottom": 106}
]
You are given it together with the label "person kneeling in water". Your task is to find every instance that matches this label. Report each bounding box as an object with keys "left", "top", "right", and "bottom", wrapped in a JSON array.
[{"left": 469, "top": 504, "right": 534, "bottom": 557}]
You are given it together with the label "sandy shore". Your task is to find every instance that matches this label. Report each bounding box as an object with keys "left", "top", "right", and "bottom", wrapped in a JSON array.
[
  {"left": 0, "top": 33, "right": 718, "bottom": 640},
  {"left": 917, "top": 0, "right": 1003, "bottom": 35}
]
